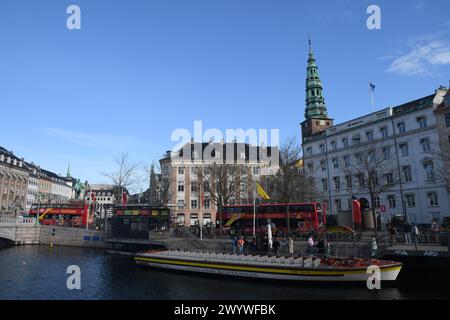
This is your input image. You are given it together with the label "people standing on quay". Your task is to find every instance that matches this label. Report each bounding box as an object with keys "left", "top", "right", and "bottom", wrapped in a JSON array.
[
  {"left": 280, "top": 237, "right": 288, "bottom": 254},
  {"left": 288, "top": 237, "right": 294, "bottom": 255},
  {"left": 307, "top": 235, "right": 315, "bottom": 254},
  {"left": 238, "top": 236, "right": 245, "bottom": 254},
  {"left": 413, "top": 224, "right": 420, "bottom": 245},
  {"left": 389, "top": 223, "right": 397, "bottom": 246},
  {"left": 404, "top": 222, "right": 412, "bottom": 244},
  {"left": 273, "top": 238, "right": 280, "bottom": 256},
  {"left": 231, "top": 236, "right": 238, "bottom": 254},
  {"left": 371, "top": 237, "right": 378, "bottom": 257}
]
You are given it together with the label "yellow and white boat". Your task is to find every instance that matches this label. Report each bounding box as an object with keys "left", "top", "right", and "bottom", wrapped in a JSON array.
[{"left": 135, "top": 250, "right": 402, "bottom": 283}]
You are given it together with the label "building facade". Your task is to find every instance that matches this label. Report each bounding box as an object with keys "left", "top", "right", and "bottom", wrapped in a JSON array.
[
  {"left": 300, "top": 41, "right": 450, "bottom": 225},
  {"left": 159, "top": 142, "right": 279, "bottom": 227},
  {"left": 0, "top": 147, "right": 29, "bottom": 215}
]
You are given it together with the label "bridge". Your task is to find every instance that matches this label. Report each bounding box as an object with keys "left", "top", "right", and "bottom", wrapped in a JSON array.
[{"left": 0, "top": 217, "right": 40, "bottom": 244}]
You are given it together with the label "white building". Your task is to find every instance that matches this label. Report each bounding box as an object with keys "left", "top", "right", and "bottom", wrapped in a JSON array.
[{"left": 300, "top": 40, "right": 450, "bottom": 225}]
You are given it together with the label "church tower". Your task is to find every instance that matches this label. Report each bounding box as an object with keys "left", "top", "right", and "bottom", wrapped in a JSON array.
[{"left": 300, "top": 36, "right": 333, "bottom": 142}]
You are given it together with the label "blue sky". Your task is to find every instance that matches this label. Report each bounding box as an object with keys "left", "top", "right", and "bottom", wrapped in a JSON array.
[{"left": 1, "top": 0, "right": 450, "bottom": 190}]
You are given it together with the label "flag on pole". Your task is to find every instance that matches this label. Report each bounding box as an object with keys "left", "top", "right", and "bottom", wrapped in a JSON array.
[
  {"left": 369, "top": 82, "right": 376, "bottom": 92},
  {"left": 255, "top": 182, "right": 270, "bottom": 200}
]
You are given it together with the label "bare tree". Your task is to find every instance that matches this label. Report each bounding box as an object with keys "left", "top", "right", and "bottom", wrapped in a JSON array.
[
  {"left": 266, "top": 138, "right": 316, "bottom": 233},
  {"left": 202, "top": 163, "right": 248, "bottom": 233},
  {"left": 430, "top": 142, "right": 450, "bottom": 192},
  {"left": 102, "top": 152, "right": 140, "bottom": 204},
  {"left": 345, "top": 143, "right": 397, "bottom": 239}
]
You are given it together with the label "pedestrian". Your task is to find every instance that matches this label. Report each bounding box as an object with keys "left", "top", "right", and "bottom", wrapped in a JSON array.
[
  {"left": 431, "top": 220, "right": 440, "bottom": 243},
  {"left": 280, "top": 237, "right": 288, "bottom": 254},
  {"left": 404, "top": 222, "right": 412, "bottom": 244},
  {"left": 377, "top": 214, "right": 382, "bottom": 231},
  {"left": 307, "top": 235, "right": 314, "bottom": 254},
  {"left": 317, "top": 237, "right": 325, "bottom": 255},
  {"left": 389, "top": 223, "right": 397, "bottom": 246},
  {"left": 251, "top": 237, "right": 257, "bottom": 253},
  {"left": 413, "top": 224, "right": 420, "bottom": 244},
  {"left": 288, "top": 237, "right": 294, "bottom": 255},
  {"left": 238, "top": 236, "right": 245, "bottom": 254},
  {"left": 231, "top": 236, "right": 237, "bottom": 254},
  {"left": 273, "top": 237, "right": 280, "bottom": 255},
  {"left": 326, "top": 242, "right": 332, "bottom": 257},
  {"left": 263, "top": 236, "right": 269, "bottom": 254},
  {"left": 371, "top": 237, "right": 378, "bottom": 257}
]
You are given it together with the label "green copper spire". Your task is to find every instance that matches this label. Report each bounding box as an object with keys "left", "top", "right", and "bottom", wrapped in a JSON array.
[
  {"left": 305, "top": 36, "right": 328, "bottom": 120},
  {"left": 66, "top": 162, "right": 71, "bottom": 178}
]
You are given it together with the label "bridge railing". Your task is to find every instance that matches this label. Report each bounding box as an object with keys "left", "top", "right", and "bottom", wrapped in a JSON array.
[{"left": 0, "top": 217, "right": 37, "bottom": 226}]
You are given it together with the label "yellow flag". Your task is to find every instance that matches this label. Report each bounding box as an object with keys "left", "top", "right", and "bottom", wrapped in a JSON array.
[{"left": 256, "top": 182, "right": 270, "bottom": 200}]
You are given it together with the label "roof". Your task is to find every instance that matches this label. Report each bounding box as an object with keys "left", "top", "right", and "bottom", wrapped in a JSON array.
[
  {"left": 161, "top": 142, "right": 279, "bottom": 163},
  {"left": 435, "top": 88, "right": 450, "bottom": 113}
]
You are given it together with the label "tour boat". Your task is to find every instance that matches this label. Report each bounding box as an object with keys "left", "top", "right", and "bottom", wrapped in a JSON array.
[{"left": 134, "top": 250, "right": 402, "bottom": 283}]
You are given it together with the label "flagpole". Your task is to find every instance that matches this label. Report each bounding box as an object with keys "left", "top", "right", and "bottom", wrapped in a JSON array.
[
  {"left": 369, "top": 82, "right": 375, "bottom": 113},
  {"left": 253, "top": 180, "right": 256, "bottom": 237}
]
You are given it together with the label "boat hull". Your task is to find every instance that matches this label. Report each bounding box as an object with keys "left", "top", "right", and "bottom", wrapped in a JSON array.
[{"left": 135, "top": 255, "right": 402, "bottom": 282}]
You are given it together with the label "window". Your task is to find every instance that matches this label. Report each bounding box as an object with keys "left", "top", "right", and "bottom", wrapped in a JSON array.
[
  {"left": 333, "top": 177, "right": 340, "bottom": 190},
  {"left": 445, "top": 113, "right": 450, "bottom": 127},
  {"left": 191, "top": 200, "right": 198, "bottom": 209},
  {"left": 342, "top": 138, "right": 349, "bottom": 148},
  {"left": 307, "top": 163, "right": 314, "bottom": 174},
  {"left": 385, "top": 173, "right": 394, "bottom": 184},
  {"left": 191, "top": 167, "right": 198, "bottom": 175},
  {"left": 240, "top": 152, "right": 246, "bottom": 159},
  {"left": 177, "top": 200, "right": 185, "bottom": 209},
  {"left": 335, "top": 199, "right": 342, "bottom": 211},
  {"left": 374, "top": 197, "right": 381, "bottom": 209},
  {"left": 383, "top": 146, "right": 391, "bottom": 160},
  {"left": 344, "top": 155, "right": 351, "bottom": 167},
  {"left": 423, "top": 161, "right": 435, "bottom": 179},
  {"left": 177, "top": 182, "right": 184, "bottom": 192},
  {"left": 380, "top": 127, "right": 388, "bottom": 138},
  {"left": 366, "top": 131, "right": 374, "bottom": 141},
  {"left": 388, "top": 195, "right": 396, "bottom": 208},
  {"left": 306, "top": 147, "right": 312, "bottom": 156},
  {"left": 191, "top": 183, "right": 198, "bottom": 192},
  {"left": 320, "top": 144, "right": 325, "bottom": 153},
  {"left": 427, "top": 192, "right": 439, "bottom": 206},
  {"left": 400, "top": 143, "right": 409, "bottom": 157},
  {"left": 352, "top": 135, "right": 361, "bottom": 145},
  {"left": 321, "top": 161, "right": 326, "bottom": 172},
  {"left": 402, "top": 166, "right": 412, "bottom": 182},
  {"left": 322, "top": 179, "right": 328, "bottom": 191},
  {"left": 405, "top": 193, "right": 416, "bottom": 208},
  {"left": 358, "top": 174, "right": 365, "bottom": 187},
  {"left": 331, "top": 141, "right": 337, "bottom": 151},
  {"left": 368, "top": 150, "right": 376, "bottom": 162},
  {"left": 204, "top": 198, "right": 210, "bottom": 209},
  {"left": 345, "top": 175, "right": 352, "bottom": 189},
  {"left": 417, "top": 116, "right": 427, "bottom": 129},
  {"left": 332, "top": 158, "right": 339, "bottom": 169},
  {"left": 421, "top": 138, "right": 431, "bottom": 153},
  {"left": 397, "top": 121, "right": 406, "bottom": 134},
  {"left": 253, "top": 167, "right": 260, "bottom": 175}
]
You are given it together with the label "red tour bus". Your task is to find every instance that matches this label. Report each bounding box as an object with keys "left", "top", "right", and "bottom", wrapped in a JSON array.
[
  {"left": 217, "top": 202, "right": 326, "bottom": 236},
  {"left": 28, "top": 203, "right": 88, "bottom": 227}
]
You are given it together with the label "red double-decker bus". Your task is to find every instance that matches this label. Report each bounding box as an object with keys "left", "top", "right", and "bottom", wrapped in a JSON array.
[
  {"left": 28, "top": 203, "right": 89, "bottom": 227},
  {"left": 217, "top": 202, "right": 326, "bottom": 236}
]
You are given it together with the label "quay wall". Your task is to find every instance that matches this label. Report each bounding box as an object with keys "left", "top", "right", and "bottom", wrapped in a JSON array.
[{"left": 38, "top": 226, "right": 109, "bottom": 248}]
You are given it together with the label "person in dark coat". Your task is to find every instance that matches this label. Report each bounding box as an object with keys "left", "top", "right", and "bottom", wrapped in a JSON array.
[{"left": 272, "top": 238, "right": 280, "bottom": 255}]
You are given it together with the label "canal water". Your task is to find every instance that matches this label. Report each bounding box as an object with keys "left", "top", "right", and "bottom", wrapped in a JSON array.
[{"left": 0, "top": 245, "right": 446, "bottom": 300}]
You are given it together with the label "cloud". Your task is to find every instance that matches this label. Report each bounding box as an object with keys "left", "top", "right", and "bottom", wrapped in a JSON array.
[{"left": 387, "top": 40, "right": 450, "bottom": 75}]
